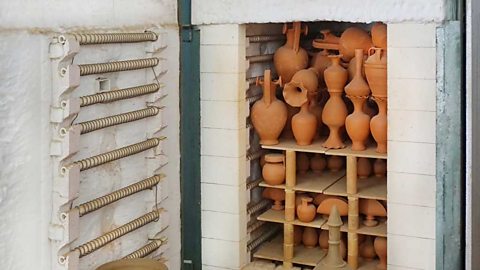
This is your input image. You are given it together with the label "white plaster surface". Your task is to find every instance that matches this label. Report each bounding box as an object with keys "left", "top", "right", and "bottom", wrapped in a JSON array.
[
  {"left": 192, "top": 0, "right": 446, "bottom": 25},
  {"left": 0, "top": 1, "right": 180, "bottom": 270}
]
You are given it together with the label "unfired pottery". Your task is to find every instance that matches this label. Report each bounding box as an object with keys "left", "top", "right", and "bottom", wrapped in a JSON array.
[
  {"left": 274, "top": 22, "right": 309, "bottom": 83},
  {"left": 292, "top": 101, "right": 317, "bottom": 146},
  {"left": 357, "top": 157, "right": 372, "bottom": 179},
  {"left": 282, "top": 105, "right": 300, "bottom": 139},
  {"left": 322, "top": 55, "right": 348, "bottom": 149},
  {"left": 283, "top": 68, "right": 319, "bottom": 107},
  {"left": 302, "top": 227, "right": 318, "bottom": 248},
  {"left": 312, "top": 27, "right": 373, "bottom": 61},
  {"left": 251, "top": 70, "right": 287, "bottom": 145},
  {"left": 294, "top": 226, "right": 304, "bottom": 246},
  {"left": 359, "top": 199, "right": 387, "bottom": 227},
  {"left": 310, "top": 49, "right": 331, "bottom": 88},
  {"left": 371, "top": 22, "right": 387, "bottom": 49},
  {"left": 317, "top": 197, "right": 349, "bottom": 218},
  {"left": 297, "top": 152, "right": 310, "bottom": 175},
  {"left": 374, "top": 237, "right": 387, "bottom": 270},
  {"left": 262, "top": 153, "right": 286, "bottom": 185},
  {"left": 347, "top": 54, "right": 366, "bottom": 81},
  {"left": 308, "top": 91, "right": 323, "bottom": 138},
  {"left": 365, "top": 47, "right": 387, "bottom": 98},
  {"left": 371, "top": 97, "right": 387, "bottom": 153},
  {"left": 295, "top": 193, "right": 312, "bottom": 207},
  {"left": 360, "top": 236, "right": 376, "bottom": 261},
  {"left": 327, "top": 156, "right": 344, "bottom": 172},
  {"left": 310, "top": 154, "right": 327, "bottom": 175},
  {"left": 297, "top": 197, "right": 317, "bottom": 222},
  {"left": 313, "top": 193, "right": 329, "bottom": 206},
  {"left": 373, "top": 159, "right": 387, "bottom": 178},
  {"left": 263, "top": 188, "right": 285, "bottom": 211},
  {"left": 319, "top": 230, "right": 347, "bottom": 259},
  {"left": 345, "top": 49, "right": 371, "bottom": 97}
]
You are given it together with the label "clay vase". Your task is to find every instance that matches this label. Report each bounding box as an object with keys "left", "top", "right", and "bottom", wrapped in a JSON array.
[
  {"left": 310, "top": 49, "right": 331, "bottom": 88},
  {"left": 283, "top": 68, "right": 319, "bottom": 107},
  {"left": 302, "top": 227, "right": 318, "bottom": 248},
  {"left": 359, "top": 199, "right": 387, "bottom": 227},
  {"left": 282, "top": 105, "right": 300, "bottom": 139},
  {"left": 322, "top": 55, "right": 348, "bottom": 149},
  {"left": 371, "top": 22, "right": 387, "bottom": 49},
  {"left": 313, "top": 194, "right": 329, "bottom": 206},
  {"left": 312, "top": 27, "right": 373, "bottom": 61},
  {"left": 297, "top": 197, "right": 317, "bottom": 222},
  {"left": 297, "top": 152, "right": 310, "bottom": 175},
  {"left": 295, "top": 193, "right": 312, "bottom": 207},
  {"left": 365, "top": 47, "right": 387, "bottom": 98},
  {"left": 262, "top": 153, "right": 286, "bottom": 185},
  {"left": 347, "top": 54, "right": 367, "bottom": 81},
  {"left": 308, "top": 91, "right": 323, "bottom": 138},
  {"left": 360, "top": 236, "right": 377, "bottom": 261},
  {"left": 310, "top": 154, "right": 327, "bottom": 175},
  {"left": 251, "top": 70, "right": 288, "bottom": 145},
  {"left": 292, "top": 101, "right": 317, "bottom": 146},
  {"left": 357, "top": 157, "right": 372, "bottom": 179},
  {"left": 317, "top": 197, "right": 349, "bottom": 218},
  {"left": 371, "top": 97, "right": 387, "bottom": 153},
  {"left": 374, "top": 237, "right": 388, "bottom": 270},
  {"left": 274, "top": 22, "right": 309, "bottom": 83},
  {"left": 327, "top": 156, "right": 344, "bottom": 172},
  {"left": 263, "top": 188, "right": 285, "bottom": 210},
  {"left": 373, "top": 159, "right": 387, "bottom": 178},
  {"left": 294, "top": 226, "right": 304, "bottom": 246}
]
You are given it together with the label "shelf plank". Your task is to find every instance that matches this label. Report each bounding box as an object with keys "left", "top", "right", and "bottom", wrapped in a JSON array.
[
  {"left": 323, "top": 176, "right": 347, "bottom": 196},
  {"left": 257, "top": 208, "right": 285, "bottom": 224},
  {"left": 295, "top": 171, "right": 346, "bottom": 193},
  {"left": 357, "top": 176, "right": 387, "bottom": 200},
  {"left": 357, "top": 221, "right": 387, "bottom": 237},
  {"left": 325, "top": 141, "right": 387, "bottom": 159},
  {"left": 292, "top": 215, "right": 328, "bottom": 229},
  {"left": 259, "top": 181, "right": 285, "bottom": 189}
]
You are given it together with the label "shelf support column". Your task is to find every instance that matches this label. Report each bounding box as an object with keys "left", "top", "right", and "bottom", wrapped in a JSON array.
[
  {"left": 283, "top": 150, "right": 296, "bottom": 269},
  {"left": 346, "top": 156, "right": 358, "bottom": 269}
]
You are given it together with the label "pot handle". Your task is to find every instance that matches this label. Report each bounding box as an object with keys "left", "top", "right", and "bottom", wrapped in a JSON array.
[
  {"left": 293, "top": 22, "right": 308, "bottom": 53},
  {"left": 312, "top": 39, "right": 340, "bottom": 51},
  {"left": 257, "top": 70, "right": 272, "bottom": 106}
]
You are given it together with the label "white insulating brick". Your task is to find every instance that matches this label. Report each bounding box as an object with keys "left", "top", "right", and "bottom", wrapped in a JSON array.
[
  {"left": 388, "top": 47, "right": 436, "bottom": 80},
  {"left": 388, "top": 234, "right": 435, "bottom": 269},
  {"left": 388, "top": 172, "right": 436, "bottom": 207},
  {"left": 200, "top": 24, "right": 246, "bottom": 45},
  {"left": 202, "top": 238, "right": 248, "bottom": 269},
  {"left": 201, "top": 100, "right": 246, "bottom": 129},
  {"left": 201, "top": 128, "right": 247, "bottom": 157},
  {"left": 388, "top": 23, "right": 437, "bottom": 48},
  {"left": 388, "top": 141, "right": 436, "bottom": 175},
  {"left": 201, "top": 72, "right": 246, "bottom": 101},
  {"left": 201, "top": 183, "right": 247, "bottom": 214},
  {"left": 388, "top": 202, "right": 436, "bottom": 239},
  {"left": 200, "top": 45, "right": 246, "bottom": 73},
  {"left": 388, "top": 110, "right": 436, "bottom": 143},
  {"left": 201, "top": 155, "right": 246, "bottom": 185},
  {"left": 389, "top": 78, "right": 436, "bottom": 112},
  {"left": 201, "top": 210, "right": 247, "bottom": 241}
]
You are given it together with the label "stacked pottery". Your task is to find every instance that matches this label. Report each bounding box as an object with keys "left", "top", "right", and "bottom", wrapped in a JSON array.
[
  {"left": 302, "top": 227, "right": 318, "bottom": 248},
  {"left": 262, "top": 153, "right": 286, "bottom": 185},
  {"left": 262, "top": 188, "right": 285, "bottom": 210},
  {"left": 359, "top": 199, "right": 387, "bottom": 227},
  {"left": 312, "top": 27, "right": 373, "bottom": 61},
  {"left": 345, "top": 49, "right": 371, "bottom": 151},
  {"left": 322, "top": 55, "right": 348, "bottom": 149},
  {"left": 373, "top": 159, "right": 387, "bottom": 178},
  {"left": 357, "top": 157, "right": 372, "bottom": 179},
  {"left": 297, "top": 152, "right": 310, "bottom": 175},
  {"left": 251, "top": 70, "right": 287, "bottom": 145},
  {"left": 365, "top": 47, "right": 388, "bottom": 153},
  {"left": 297, "top": 197, "right": 317, "bottom": 222},
  {"left": 310, "top": 154, "right": 327, "bottom": 175},
  {"left": 374, "top": 237, "right": 388, "bottom": 270}
]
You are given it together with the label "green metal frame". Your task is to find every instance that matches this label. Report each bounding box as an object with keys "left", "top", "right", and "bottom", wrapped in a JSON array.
[{"left": 179, "top": 0, "right": 202, "bottom": 269}]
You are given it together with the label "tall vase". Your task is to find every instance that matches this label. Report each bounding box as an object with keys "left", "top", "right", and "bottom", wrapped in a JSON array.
[
  {"left": 308, "top": 91, "right": 323, "bottom": 138},
  {"left": 292, "top": 101, "right": 317, "bottom": 146},
  {"left": 365, "top": 47, "right": 387, "bottom": 98},
  {"left": 371, "top": 97, "right": 387, "bottom": 153},
  {"left": 346, "top": 96, "right": 371, "bottom": 150},
  {"left": 322, "top": 55, "right": 348, "bottom": 149},
  {"left": 251, "top": 70, "right": 288, "bottom": 145},
  {"left": 274, "top": 22, "right": 309, "bottom": 83},
  {"left": 281, "top": 105, "right": 300, "bottom": 139}
]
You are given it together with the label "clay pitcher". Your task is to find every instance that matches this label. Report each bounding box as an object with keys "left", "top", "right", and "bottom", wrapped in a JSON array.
[
  {"left": 373, "top": 159, "right": 387, "bottom": 178},
  {"left": 297, "top": 197, "right": 316, "bottom": 222},
  {"left": 322, "top": 55, "right": 348, "bottom": 149},
  {"left": 360, "top": 236, "right": 376, "bottom": 261},
  {"left": 357, "top": 157, "right": 372, "bottom": 179},
  {"left": 262, "top": 153, "right": 286, "bottom": 185},
  {"left": 310, "top": 153, "right": 327, "bottom": 175},
  {"left": 274, "top": 22, "right": 309, "bottom": 83},
  {"left": 374, "top": 237, "right": 387, "bottom": 270},
  {"left": 371, "top": 22, "right": 387, "bottom": 49},
  {"left": 292, "top": 101, "right": 317, "bottom": 146},
  {"left": 371, "top": 97, "right": 387, "bottom": 153},
  {"left": 302, "top": 227, "right": 318, "bottom": 248},
  {"left": 297, "top": 152, "right": 310, "bottom": 175},
  {"left": 365, "top": 47, "right": 387, "bottom": 98}
]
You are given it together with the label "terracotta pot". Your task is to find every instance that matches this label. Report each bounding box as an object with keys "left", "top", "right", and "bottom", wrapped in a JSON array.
[
  {"left": 318, "top": 230, "right": 346, "bottom": 259},
  {"left": 282, "top": 105, "right": 300, "bottom": 139},
  {"left": 292, "top": 101, "right": 317, "bottom": 146},
  {"left": 295, "top": 193, "right": 312, "bottom": 207},
  {"left": 312, "top": 27, "right": 373, "bottom": 61},
  {"left": 327, "top": 156, "right": 344, "bottom": 172},
  {"left": 359, "top": 199, "right": 387, "bottom": 227},
  {"left": 357, "top": 157, "right": 372, "bottom": 179},
  {"left": 297, "top": 152, "right": 310, "bottom": 175},
  {"left": 274, "top": 22, "right": 309, "bottom": 83},
  {"left": 262, "top": 188, "right": 285, "bottom": 210},
  {"left": 294, "top": 226, "right": 304, "bottom": 246},
  {"left": 374, "top": 237, "right": 388, "bottom": 270},
  {"left": 310, "top": 49, "right": 331, "bottom": 88},
  {"left": 345, "top": 49, "right": 370, "bottom": 97},
  {"left": 322, "top": 55, "right": 348, "bottom": 149},
  {"left": 373, "top": 159, "right": 387, "bottom": 178},
  {"left": 302, "top": 227, "right": 318, "bottom": 248},
  {"left": 317, "top": 197, "right": 349, "bottom": 218},
  {"left": 346, "top": 96, "right": 371, "bottom": 151},
  {"left": 360, "top": 236, "right": 376, "bottom": 261},
  {"left": 371, "top": 22, "right": 387, "bottom": 49},
  {"left": 313, "top": 194, "right": 329, "bottom": 206},
  {"left": 252, "top": 70, "right": 288, "bottom": 145},
  {"left": 365, "top": 48, "right": 387, "bottom": 98},
  {"left": 297, "top": 197, "right": 317, "bottom": 222},
  {"left": 363, "top": 97, "right": 377, "bottom": 119},
  {"left": 308, "top": 91, "right": 323, "bottom": 138},
  {"left": 262, "top": 153, "right": 286, "bottom": 185},
  {"left": 310, "top": 154, "right": 327, "bottom": 175},
  {"left": 371, "top": 97, "right": 387, "bottom": 153},
  {"left": 347, "top": 54, "right": 367, "bottom": 82},
  {"left": 283, "top": 68, "right": 319, "bottom": 107}
]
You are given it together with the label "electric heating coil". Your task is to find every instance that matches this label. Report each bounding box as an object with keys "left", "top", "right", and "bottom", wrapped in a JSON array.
[
  {"left": 124, "top": 239, "right": 166, "bottom": 259},
  {"left": 247, "top": 220, "right": 266, "bottom": 234},
  {"left": 246, "top": 93, "right": 262, "bottom": 104},
  {"left": 246, "top": 178, "right": 262, "bottom": 190},
  {"left": 74, "top": 209, "right": 162, "bottom": 257},
  {"left": 71, "top": 32, "right": 157, "bottom": 45},
  {"left": 76, "top": 107, "right": 161, "bottom": 134},
  {"left": 72, "top": 137, "right": 164, "bottom": 171},
  {"left": 77, "top": 174, "right": 163, "bottom": 217},
  {"left": 247, "top": 54, "right": 274, "bottom": 64},
  {"left": 247, "top": 199, "right": 270, "bottom": 215},
  {"left": 247, "top": 35, "right": 285, "bottom": 43},
  {"left": 246, "top": 117, "right": 252, "bottom": 129},
  {"left": 246, "top": 148, "right": 263, "bottom": 161},
  {"left": 247, "top": 226, "right": 280, "bottom": 251},
  {"left": 80, "top": 83, "right": 160, "bottom": 107},
  {"left": 79, "top": 58, "right": 159, "bottom": 76}
]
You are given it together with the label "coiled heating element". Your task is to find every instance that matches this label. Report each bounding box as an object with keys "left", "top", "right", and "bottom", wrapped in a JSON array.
[
  {"left": 70, "top": 137, "right": 164, "bottom": 171},
  {"left": 71, "top": 32, "right": 158, "bottom": 45},
  {"left": 79, "top": 58, "right": 159, "bottom": 76},
  {"left": 76, "top": 174, "right": 163, "bottom": 217},
  {"left": 80, "top": 83, "right": 160, "bottom": 107},
  {"left": 74, "top": 209, "right": 163, "bottom": 257},
  {"left": 247, "top": 226, "right": 280, "bottom": 252},
  {"left": 247, "top": 200, "right": 270, "bottom": 215},
  {"left": 124, "top": 239, "right": 166, "bottom": 259},
  {"left": 74, "top": 106, "right": 161, "bottom": 134}
]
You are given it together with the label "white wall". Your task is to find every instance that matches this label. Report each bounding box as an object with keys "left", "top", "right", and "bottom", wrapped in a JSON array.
[
  {"left": 192, "top": 0, "right": 446, "bottom": 25},
  {"left": 0, "top": 1, "right": 180, "bottom": 270}
]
